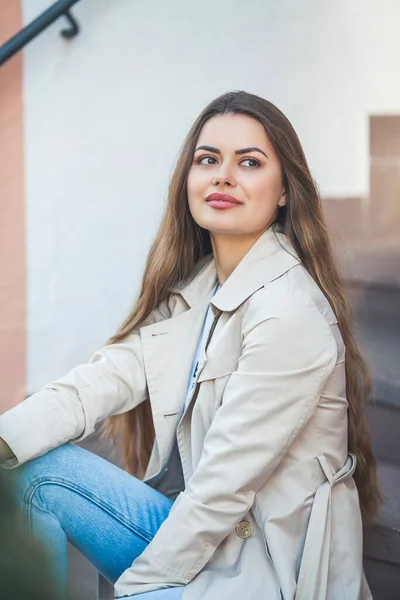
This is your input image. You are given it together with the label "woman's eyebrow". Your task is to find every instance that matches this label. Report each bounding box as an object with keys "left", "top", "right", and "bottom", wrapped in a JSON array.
[{"left": 194, "top": 145, "right": 268, "bottom": 159}]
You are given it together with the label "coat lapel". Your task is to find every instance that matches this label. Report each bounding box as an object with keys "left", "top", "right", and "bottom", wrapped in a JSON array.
[
  {"left": 139, "top": 259, "right": 218, "bottom": 471},
  {"left": 210, "top": 227, "right": 301, "bottom": 312}
]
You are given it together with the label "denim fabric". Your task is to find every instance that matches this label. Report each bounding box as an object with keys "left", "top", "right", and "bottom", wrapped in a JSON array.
[{"left": 5, "top": 443, "right": 184, "bottom": 599}]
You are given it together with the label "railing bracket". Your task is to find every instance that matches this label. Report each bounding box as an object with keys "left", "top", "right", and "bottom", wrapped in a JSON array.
[{"left": 60, "top": 10, "right": 80, "bottom": 39}]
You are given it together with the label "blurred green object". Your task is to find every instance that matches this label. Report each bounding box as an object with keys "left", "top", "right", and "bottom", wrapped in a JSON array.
[{"left": 0, "top": 469, "right": 62, "bottom": 600}]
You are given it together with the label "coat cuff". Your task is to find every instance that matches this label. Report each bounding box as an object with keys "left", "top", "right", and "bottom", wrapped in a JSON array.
[
  {"left": 114, "top": 547, "right": 187, "bottom": 597},
  {"left": 0, "top": 389, "right": 83, "bottom": 468}
]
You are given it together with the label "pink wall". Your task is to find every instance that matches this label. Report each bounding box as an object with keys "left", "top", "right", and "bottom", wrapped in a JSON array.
[{"left": 0, "top": 0, "right": 26, "bottom": 410}]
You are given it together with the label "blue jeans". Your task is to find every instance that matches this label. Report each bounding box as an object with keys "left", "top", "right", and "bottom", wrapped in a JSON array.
[{"left": 5, "top": 443, "right": 185, "bottom": 599}]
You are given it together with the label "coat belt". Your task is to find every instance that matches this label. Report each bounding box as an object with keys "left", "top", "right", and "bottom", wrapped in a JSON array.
[{"left": 294, "top": 453, "right": 357, "bottom": 600}]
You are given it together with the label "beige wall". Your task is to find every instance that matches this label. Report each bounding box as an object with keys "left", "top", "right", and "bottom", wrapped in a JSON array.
[
  {"left": 323, "top": 115, "right": 400, "bottom": 287},
  {"left": 370, "top": 115, "right": 400, "bottom": 238},
  {"left": 0, "top": 0, "right": 26, "bottom": 410}
]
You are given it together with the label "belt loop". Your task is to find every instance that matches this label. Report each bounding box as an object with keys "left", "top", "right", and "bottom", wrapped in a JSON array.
[
  {"left": 335, "top": 453, "right": 357, "bottom": 484},
  {"left": 317, "top": 454, "right": 335, "bottom": 485}
]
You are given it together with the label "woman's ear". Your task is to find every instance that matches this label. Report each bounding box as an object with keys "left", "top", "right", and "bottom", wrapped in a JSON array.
[{"left": 277, "top": 189, "right": 287, "bottom": 207}]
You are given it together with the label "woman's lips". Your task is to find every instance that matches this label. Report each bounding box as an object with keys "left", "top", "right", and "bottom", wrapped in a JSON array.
[
  {"left": 206, "top": 200, "right": 242, "bottom": 209},
  {"left": 205, "top": 193, "right": 243, "bottom": 210}
]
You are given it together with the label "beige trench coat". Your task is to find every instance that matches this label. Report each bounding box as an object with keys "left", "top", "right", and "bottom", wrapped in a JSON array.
[{"left": 0, "top": 227, "right": 372, "bottom": 600}]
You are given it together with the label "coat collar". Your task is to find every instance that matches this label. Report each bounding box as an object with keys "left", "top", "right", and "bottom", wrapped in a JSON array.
[{"left": 169, "top": 226, "right": 301, "bottom": 313}]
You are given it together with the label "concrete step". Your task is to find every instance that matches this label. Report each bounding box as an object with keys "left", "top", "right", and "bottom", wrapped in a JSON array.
[
  {"left": 363, "top": 558, "right": 400, "bottom": 600},
  {"left": 364, "top": 460, "right": 400, "bottom": 599},
  {"left": 366, "top": 402, "right": 400, "bottom": 465},
  {"left": 348, "top": 283, "right": 400, "bottom": 411}
]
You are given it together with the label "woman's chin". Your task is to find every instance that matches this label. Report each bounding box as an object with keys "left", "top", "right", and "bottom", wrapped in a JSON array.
[{"left": 194, "top": 214, "right": 245, "bottom": 236}]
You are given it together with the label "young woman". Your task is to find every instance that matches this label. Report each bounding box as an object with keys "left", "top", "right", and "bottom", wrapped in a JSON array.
[{"left": 0, "top": 91, "right": 381, "bottom": 600}]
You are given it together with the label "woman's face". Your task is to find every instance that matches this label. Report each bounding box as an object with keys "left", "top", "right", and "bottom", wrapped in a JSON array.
[{"left": 187, "top": 113, "right": 286, "bottom": 239}]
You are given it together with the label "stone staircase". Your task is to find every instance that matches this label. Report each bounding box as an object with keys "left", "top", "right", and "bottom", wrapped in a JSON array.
[{"left": 350, "top": 283, "right": 400, "bottom": 599}]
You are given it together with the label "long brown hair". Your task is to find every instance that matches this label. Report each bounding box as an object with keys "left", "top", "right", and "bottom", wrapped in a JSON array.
[{"left": 103, "top": 90, "right": 382, "bottom": 520}]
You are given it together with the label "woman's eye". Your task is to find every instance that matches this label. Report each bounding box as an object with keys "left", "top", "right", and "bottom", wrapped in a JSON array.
[
  {"left": 196, "top": 156, "right": 217, "bottom": 165},
  {"left": 241, "top": 158, "right": 261, "bottom": 168}
]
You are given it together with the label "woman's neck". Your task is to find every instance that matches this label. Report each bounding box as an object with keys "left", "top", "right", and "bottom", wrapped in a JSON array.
[{"left": 210, "top": 230, "right": 265, "bottom": 286}]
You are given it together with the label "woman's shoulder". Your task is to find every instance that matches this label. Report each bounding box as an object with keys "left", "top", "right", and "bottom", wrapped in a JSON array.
[{"left": 241, "top": 262, "right": 338, "bottom": 335}]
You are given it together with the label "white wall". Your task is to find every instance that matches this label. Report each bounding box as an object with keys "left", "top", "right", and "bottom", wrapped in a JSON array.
[{"left": 22, "top": 0, "right": 400, "bottom": 392}]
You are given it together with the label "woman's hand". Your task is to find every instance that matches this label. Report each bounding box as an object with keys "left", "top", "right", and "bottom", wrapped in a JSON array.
[{"left": 0, "top": 437, "right": 15, "bottom": 462}]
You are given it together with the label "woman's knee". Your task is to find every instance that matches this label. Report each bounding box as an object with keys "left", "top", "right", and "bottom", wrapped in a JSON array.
[{"left": 3, "top": 443, "right": 80, "bottom": 505}]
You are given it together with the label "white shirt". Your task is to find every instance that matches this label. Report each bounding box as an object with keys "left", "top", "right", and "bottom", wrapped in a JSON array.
[{"left": 183, "top": 283, "right": 220, "bottom": 412}]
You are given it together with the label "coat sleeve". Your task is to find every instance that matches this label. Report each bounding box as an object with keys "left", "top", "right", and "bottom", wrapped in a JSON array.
[
  {"left": 114, "top": 297, "right": 338, "bottom": 598},
  {"left": 0, "top": 299, "right": 170, "bottom": 469}
]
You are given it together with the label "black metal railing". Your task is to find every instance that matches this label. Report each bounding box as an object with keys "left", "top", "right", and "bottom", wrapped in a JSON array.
[{"left": 0, "top": 0, "right": 82, "bottom": 67}]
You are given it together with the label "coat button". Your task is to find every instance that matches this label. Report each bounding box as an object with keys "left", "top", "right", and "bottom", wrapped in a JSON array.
[{"left": 235, "top": 520, "right": 254, "bottom": 539}]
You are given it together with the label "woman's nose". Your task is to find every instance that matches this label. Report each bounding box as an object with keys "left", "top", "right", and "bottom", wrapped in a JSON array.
[{"left": 212, "top": 167, "right": 237, "bottom": 186}]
